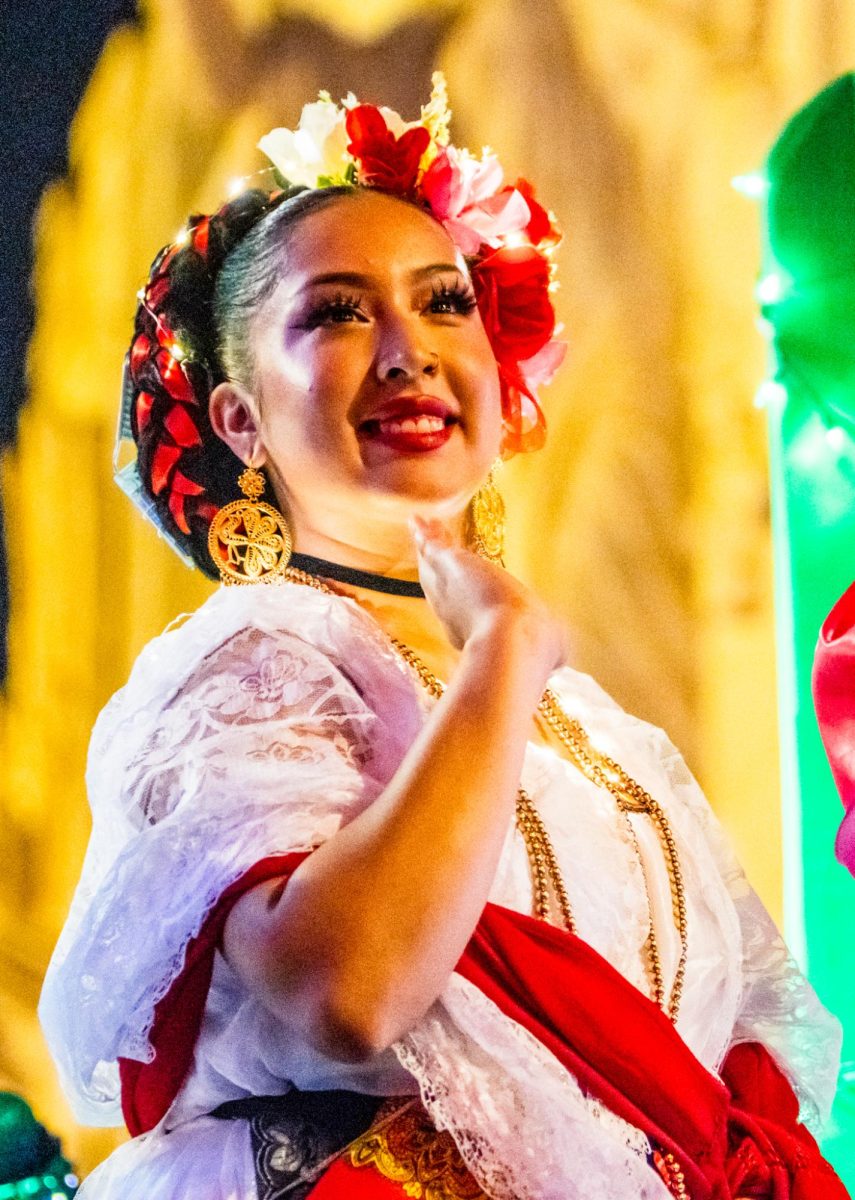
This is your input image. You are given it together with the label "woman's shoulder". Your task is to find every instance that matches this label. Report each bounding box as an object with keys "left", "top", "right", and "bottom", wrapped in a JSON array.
[
  {"left": 116, "top": 582, "right": 405, "bottom": 707},
  {"left": 547, "top": 665, "right": 670, "bottom": 745},
  {"left": 88, "top": 583, "right": 420, "bottom": 781},
  {"left": 546, "top": 663, "right": 703, "bottom": 806}
]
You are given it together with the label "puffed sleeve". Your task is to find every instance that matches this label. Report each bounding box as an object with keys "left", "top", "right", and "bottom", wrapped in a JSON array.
[{"left": 39, "top": 588, "right": 422, "bottom": 1127}]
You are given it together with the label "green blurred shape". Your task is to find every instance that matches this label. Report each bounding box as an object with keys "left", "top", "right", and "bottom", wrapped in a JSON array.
[
  {"left": 0, "top": 1096, "right": 76, "bottom": 1198},
  {"left": 762, "top": 72, "right": 855, "bottom": 1186}
]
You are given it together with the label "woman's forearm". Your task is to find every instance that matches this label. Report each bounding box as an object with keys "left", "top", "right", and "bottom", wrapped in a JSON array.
[{"left": 223, "top": 612, "right": 552, "bottom": 1060}]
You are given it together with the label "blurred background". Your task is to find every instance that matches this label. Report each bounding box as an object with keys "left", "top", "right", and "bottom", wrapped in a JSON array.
[{"left": 1, "top": 0, "right": 854, "bottom": 1184}]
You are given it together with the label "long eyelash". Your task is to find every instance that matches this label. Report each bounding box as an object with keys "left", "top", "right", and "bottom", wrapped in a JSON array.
[
  {"left": 431, "top": 279, "right": 478, "bottom": 313},
  {"left": 304, "top": 292, "right": 365, "bottom": 326}
]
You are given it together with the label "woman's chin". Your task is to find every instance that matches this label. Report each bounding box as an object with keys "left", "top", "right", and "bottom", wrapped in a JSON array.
[
  {"left": 359, "top": 465, "right": 480, "bottom": 516},
  {"left": 356, "top": 438, "right": 493, "bottom": 507}
]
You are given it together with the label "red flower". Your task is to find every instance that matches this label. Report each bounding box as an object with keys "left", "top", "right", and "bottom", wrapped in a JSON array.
[
  {"left": 155, "top": 351, "right": 197, "bottom": 405},
  {"left": 513, "top": 178, "right": 562, "bottom": 249},
  {"left": 472, "top": 246, "right": 556, "bottom": 364},
  {"left": 145, "top": 276, "right": 170, "bottom": 311},
  {"left": 168, "top": 470, "right": 205, "bottom": 535},
  {"left": 191, "top": 216, "right": 210, "bottom": 257},
  {"left": 164, "top": 403, "right": 202, "bottom": 449},
  {"left": 135, "top": 391, "right": 155, "bottom": 435},
  {"left": 345, "top": 105, "right": 430, "bottom": 196},
  {"left": 150, "top": 442, "right": 181, "bottom": 496},
  {"left": 130, "top": 333, "right": 152, "bottom": 382},
  {"left": 498, "top": 368, "right": 547, "bottom": 457}
]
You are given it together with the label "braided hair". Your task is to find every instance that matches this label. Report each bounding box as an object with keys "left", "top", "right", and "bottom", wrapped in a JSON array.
[{"left": 125, "top": 183, "right": 356, "bottom": 576}]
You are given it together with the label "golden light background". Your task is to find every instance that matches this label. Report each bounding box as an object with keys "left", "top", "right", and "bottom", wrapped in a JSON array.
[{"left": 1, "top": 0, "right": 853, "bottom": 1174}]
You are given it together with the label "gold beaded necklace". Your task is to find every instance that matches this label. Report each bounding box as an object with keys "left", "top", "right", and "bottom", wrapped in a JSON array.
[{"left": 284, "top": 565, "right": 688, "bottom": 1022}]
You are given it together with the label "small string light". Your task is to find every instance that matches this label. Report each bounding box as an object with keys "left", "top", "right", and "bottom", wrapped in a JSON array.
[
  {"left": 755, "top": 314, "right": 775, "bottom": 339},
  {"left": 755, "top": 271, "right": 790, "bottom": 306},
  {"left": 174, "top": 228, "right": 190, "bottom": 247},
  {"left": 504, "top": 230, "right": 530, "bottom": 249},
  {"left": 732, "top": 172, "right": 769, "bottom": 199},
  {"left": 754, "top": 379, "right": 788, "bottom": 409},
  {"left": 228, "top": 176, "right": 248, "bottom": 197}
]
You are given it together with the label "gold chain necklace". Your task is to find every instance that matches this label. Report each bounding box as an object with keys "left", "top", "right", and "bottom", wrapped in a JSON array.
[
  {"left": 284, "top": 565, "right": 687, "bottom": 1021},
  {"left": 536, "top": 688, "right": 688, "bottom": 1020}
]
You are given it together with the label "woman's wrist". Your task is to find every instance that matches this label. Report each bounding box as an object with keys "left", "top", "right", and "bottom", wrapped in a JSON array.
[{"left": 464, "top": 608, "right": 560, "bottom": 698}]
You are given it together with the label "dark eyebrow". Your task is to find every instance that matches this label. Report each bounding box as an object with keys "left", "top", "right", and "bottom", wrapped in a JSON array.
[
  {"left": 410, "top": 262, "right": 465, "bottom": 280},
  {"left": 300, "top": 263, "right": 466, "bottom": 291}
]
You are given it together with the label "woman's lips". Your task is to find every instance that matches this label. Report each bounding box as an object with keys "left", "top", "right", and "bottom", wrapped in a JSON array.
[{"left": 358, "top": 402, "right": 459, "bottom": 454}]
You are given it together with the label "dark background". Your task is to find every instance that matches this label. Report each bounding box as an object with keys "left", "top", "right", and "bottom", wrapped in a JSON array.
[{"left": 0, "top": 0, "right": 139, "bottom": 681}]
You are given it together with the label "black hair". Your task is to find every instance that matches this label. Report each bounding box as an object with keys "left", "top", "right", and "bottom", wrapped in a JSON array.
[{"left": 128, "top": 184, "right": 358, "bottom": 576}]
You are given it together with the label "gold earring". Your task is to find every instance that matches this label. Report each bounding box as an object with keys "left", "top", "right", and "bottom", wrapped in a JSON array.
[
  {"left": 467, "top": 464, "right": 506, "bottom": 565},
  {"left": 207, "top": 465, "right": 293, "bottom": 585}
]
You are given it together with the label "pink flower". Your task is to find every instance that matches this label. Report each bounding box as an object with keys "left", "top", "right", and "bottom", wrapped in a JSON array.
[
  {"left": 420, "top": 147, "right": 531, "bottom": 254},
  {"left": 518, "top": 337, "right": 567, "bottom": 391}
]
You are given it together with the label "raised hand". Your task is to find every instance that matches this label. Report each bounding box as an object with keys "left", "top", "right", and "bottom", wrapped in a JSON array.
[{"left": 411, "top": 515, "right": 567, "bottom": 678}]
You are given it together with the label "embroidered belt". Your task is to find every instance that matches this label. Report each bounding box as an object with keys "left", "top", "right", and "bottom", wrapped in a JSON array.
[
  {"left": 348, "top": 1098, "right": 487, "bottom": 1199},
  {"left": 212, "top": 1089, "right": 384, "bottom": 1199},
  {"left": 213, "top": 1089, "right": 687, "bottom": 1200},
  {"left": 212, "top": 1090, "right": 486, "bottom": 1199}
]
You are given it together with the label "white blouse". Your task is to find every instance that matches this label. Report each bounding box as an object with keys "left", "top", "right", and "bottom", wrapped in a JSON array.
[{"left": 38, "top": 583, "right": 842, "bottom": 1199}]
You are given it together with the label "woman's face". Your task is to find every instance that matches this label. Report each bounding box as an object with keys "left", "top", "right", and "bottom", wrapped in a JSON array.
[{"left": 218, "top": 190, "right": 503, "bottom": 553}]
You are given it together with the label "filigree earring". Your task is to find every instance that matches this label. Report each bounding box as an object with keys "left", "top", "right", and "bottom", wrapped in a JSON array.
[
  {"left": 466, "top": 463, "right": 506, "bottom": 565},
  {"left": 207, "top": 465, "right": 293, "bottom": 585}
]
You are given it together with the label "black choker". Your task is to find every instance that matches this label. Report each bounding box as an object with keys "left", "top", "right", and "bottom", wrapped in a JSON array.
[{"left": 288, "top": 552, "right": 426, "bottom": 598}]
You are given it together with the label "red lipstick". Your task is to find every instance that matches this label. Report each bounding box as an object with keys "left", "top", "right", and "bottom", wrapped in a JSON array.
[{"left": 358, "top": 395, "right": 459, "bottom": 454}]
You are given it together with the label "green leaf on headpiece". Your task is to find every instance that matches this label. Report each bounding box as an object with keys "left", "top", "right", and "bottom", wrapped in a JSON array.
[{"left": 314, "top": 164, "right": 358, "bottom": 189}]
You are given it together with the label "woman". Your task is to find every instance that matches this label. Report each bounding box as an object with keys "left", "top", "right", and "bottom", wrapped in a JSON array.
[{"left": 39, "top": 80, "right": 848, "bottom": 1199}]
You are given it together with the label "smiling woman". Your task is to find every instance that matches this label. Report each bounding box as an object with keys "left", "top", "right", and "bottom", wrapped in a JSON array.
[
  {"left": 37, "top": 78, "right": 849, "bottom": 1200},
  {"left": 209, "top": 190, "right": 505, "bottom": 563}
]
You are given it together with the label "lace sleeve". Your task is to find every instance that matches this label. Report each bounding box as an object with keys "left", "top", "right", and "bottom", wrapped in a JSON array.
[
  {"left": 657, "top": 739, "right": 843, "bottom": 1133},
  {"left": 39, "top": 618, "right": 399, "bottom": 1126}
]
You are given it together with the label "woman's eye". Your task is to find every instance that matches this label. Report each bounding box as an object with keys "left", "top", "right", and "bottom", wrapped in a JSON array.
[
  {"left": 428, "top": 284, "right": 478, "bottom": 316},
  {"left": 304, "top": 295, "right": 366, "bottom": 327}
]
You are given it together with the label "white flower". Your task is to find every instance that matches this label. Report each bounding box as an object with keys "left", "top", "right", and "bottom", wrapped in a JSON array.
[{"left": 258, "top": 99, "right": 351, "bottom": 187}]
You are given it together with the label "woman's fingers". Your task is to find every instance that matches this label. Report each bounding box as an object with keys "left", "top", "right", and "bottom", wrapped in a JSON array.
[{"left": 409, "top": 515, "right": 455, "bottom": 550}]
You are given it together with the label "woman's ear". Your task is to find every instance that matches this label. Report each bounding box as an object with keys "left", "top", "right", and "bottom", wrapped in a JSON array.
[{"left": 209, "top": 380, "right": 267, "bottom": 467}]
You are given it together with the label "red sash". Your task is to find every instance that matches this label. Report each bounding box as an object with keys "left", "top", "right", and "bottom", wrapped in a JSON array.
[{"left": 119, "top": 857, "right": 849, "bottom": 1200}]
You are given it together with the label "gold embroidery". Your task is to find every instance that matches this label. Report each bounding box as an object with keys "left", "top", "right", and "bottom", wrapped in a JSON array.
[
  {"left": 348, "top": 1100, "right": 487, "bottom": 1199},
  {"left": 652, "top": 1149, "right": 691, "bottom": 1199}
]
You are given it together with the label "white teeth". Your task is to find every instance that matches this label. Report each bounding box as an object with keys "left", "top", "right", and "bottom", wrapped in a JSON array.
[{"left": 376, "top": 414, "right": 447, "bottom": 435}]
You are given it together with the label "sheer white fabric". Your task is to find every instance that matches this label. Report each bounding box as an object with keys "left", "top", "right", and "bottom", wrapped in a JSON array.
[
  {"left": 39, "top": 583, "right": 842, "bottom": 1199},
  {"left": 39, "top": 585, "right": 421, "bottom": 1122}
]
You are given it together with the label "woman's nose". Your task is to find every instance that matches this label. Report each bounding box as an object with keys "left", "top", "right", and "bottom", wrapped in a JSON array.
[{"left": 375, "top": 321, "right": 439, "bottom": 383}]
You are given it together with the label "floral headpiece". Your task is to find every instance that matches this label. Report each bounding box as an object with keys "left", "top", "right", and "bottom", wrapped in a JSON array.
[
  {"left": 116, "top": 74, "right": 565, "bottom": 570},
  {"left": 257, "top": 74, "right": 564, "bottom": 455}
]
